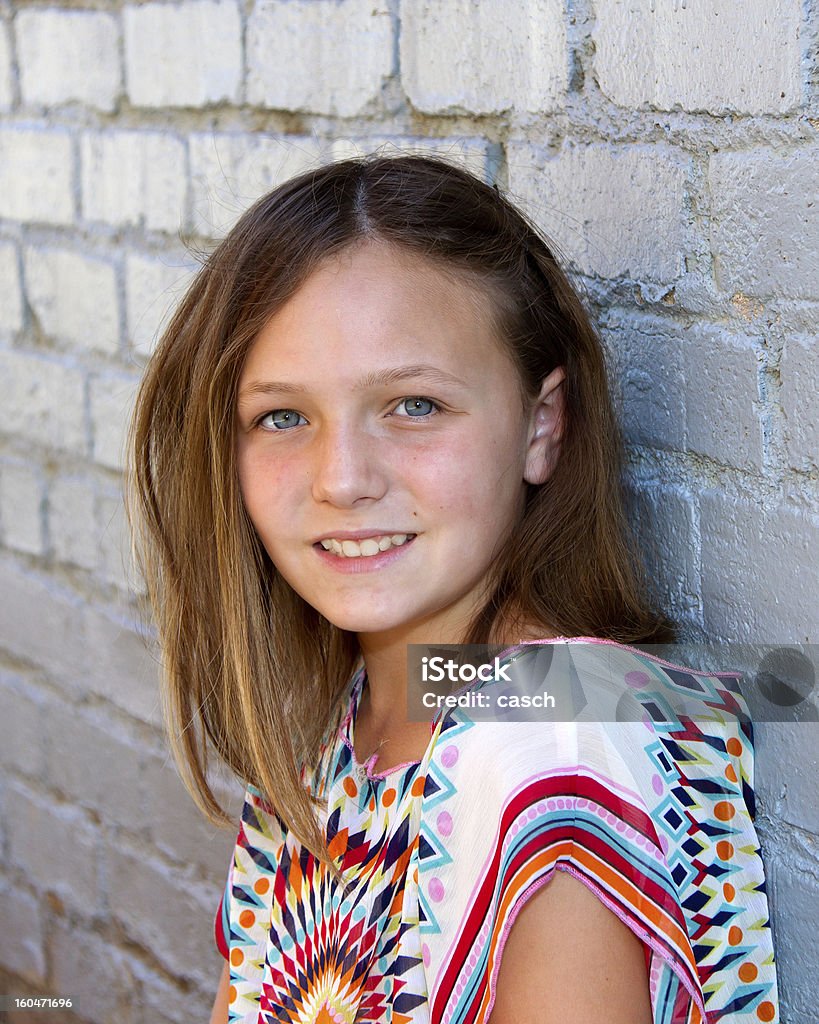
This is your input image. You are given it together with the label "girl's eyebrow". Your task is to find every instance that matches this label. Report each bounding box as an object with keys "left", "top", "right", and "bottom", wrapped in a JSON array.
[{"left": 239, "top": 364, "right": 470, "bottom": 398}]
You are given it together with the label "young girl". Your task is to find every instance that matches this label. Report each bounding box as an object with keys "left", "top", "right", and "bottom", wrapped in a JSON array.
[{"left": 128, "top": 155, "right": 778, "bottom": 1024}]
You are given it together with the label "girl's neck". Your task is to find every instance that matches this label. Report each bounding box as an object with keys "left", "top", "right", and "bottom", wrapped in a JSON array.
[{"left": 356, "top": 613, "right": 556, "bottom": 735}]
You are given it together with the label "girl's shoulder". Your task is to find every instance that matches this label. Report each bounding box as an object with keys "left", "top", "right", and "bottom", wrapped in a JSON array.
[{"left": 415, "top": 640, "right": 778, "bottom": 1024}]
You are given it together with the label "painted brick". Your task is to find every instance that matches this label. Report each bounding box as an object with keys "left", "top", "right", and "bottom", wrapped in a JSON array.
[
  {"left": 603, "top": 312, "right": 685, "bottom": 451},
  {"left": 628, "top": 483, "right": 701, "bottom": 628},
  {"left": 0, "top": 583, "right": 152, "bottom": 752},
  {"left": 126, "top": 251, "right": 196, "bottom": 357},
  {"left": 107, "top": 842, "right": 222, "bottom": 980},
  {"left": 780, "top": 336, "right": 818, "bottom": 472},
  {"left": 0, "top": 241, "right": 23, "bottom": 333},
  {"left": 709, "top": 147, "right": 819, "bottom": 301},
  {"left": 81, "top": 130, "right": 187, "bottom": 234},
  {"left": 132, "top": 961, "right": 215, "bottom": 1024},
  {"left": 6, "top": 780, "right": 99, "bottom": 914},
  {"left": 766, "top": 832, "right": 819, "bottom": 1013},
  {"left": 0, "top": 128, "right": 74, "bottom": 225},
  {"left": 247, "top": 0, "right": 393, "bottom": 117},
  {"left": 401, "top": 0, "right": 567, "bottom": 114},
  {"left": 97, "top": 486, "right": 135, "bottom": 592},
  {"left": 16, "top": 9, "right": 120, "bottom": 112},
  {"left": 507, "top": 143, "right": 688, "bottom": 282},
  {"left": 593, "top": 0, "right": 801, "bottom": 115},
  {"left": 81, "top": 605, "right": 162, "bottom": 726},
  {"left": 89, "top": 371, "right": 139, "bottom": 472},
  {"left": 684, "top": 329, "right": 763, "bottom": 469},
  {"left": 0, "top": 459, "right": 45, "bottom": 555},
  {"left": 124, "top": 0, "right": 241, "bottom": 108},
  {"left": 43, "top": 706, "right": 149, "bottom": 834},
  {"left": 0, "top": 556, "right": 85, "bottom": 682},
  {"left": 142, "top": 756, "right": 241, "bottom": 879},
  {"left": 700, "top": 494, "right": 818, "bottom": 643},
  {"left": 330, "top": 136, "right": 490, "bottom": 180},
  {"left": 48, "top": 474, "right": 98, "bottom": 571},
  {"left": 0, "top": 349, "right": 86, "bottom": 455},
  {"left": 756, "top": 720, "right": 819, "bottom": 836},
  {"left": 0, "top": 669, "right": 48, "bottom": 778},
  {"left": 0, "top": 22, "right": 13, "bottom": 111},
  {"left": 49, "top": 920, "right": 139, "bottom": 1024},
  {"left": 189, "top": 133, "right": 326, "bottom": 236},
  {"left": 24, "top": 246, "right": 120, "bottom": 355},
  {"left": 0, "top": 878, "right": 46, "bottom": 983}
]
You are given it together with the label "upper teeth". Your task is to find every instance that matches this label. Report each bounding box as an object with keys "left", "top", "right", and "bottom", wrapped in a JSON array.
[{"left": 319, "top": 534, "right": 415, "bottom": 557}]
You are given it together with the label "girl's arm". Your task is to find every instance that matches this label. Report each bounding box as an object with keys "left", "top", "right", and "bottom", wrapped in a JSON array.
[
  {"left": 488, "top": 869, "right": 653, "bottom": 1024},
  {"left": 208, "top": 962, "right": 230, "bottom": 1024}
]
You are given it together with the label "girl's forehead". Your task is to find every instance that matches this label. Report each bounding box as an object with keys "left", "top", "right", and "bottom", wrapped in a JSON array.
[
  {"left": 238, "top": 241, "right": 522, "bottom": 395},
  {"left": 250, "top": 241, "right": 502, "bottom": 355}
]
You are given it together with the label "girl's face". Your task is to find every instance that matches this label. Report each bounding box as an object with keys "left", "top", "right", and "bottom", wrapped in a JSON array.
[{"left": 236, "top": 240, "right": 563, "bottom": 647}]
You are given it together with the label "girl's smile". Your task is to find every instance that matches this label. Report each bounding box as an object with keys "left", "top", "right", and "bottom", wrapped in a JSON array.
[{"left": 235, "top": 239, "right": 563, "bottom": 646}]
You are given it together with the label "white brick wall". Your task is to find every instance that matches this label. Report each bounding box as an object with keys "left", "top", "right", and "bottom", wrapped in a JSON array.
[
  {"left": 0, "top": 881, "right": 46, "bottom": 982},
  {"left": 0, "top": 0, "right": 817, "bottom": 1018},
  {"left": 126, "top": 251, "right": 196, "bottom": 357},
  {"left": 81, "top": 130, "right": 188, "bottom": 233},
  {"left": 247, "top": 0, "right": 394, "bottom": 116},
  {"left": 683, "top": 328, "right": 764, "bottom": 470},
  {"left": 700, "top": 493, "right": 818, "bottom": 641},
  {"left": 0, "top": 349, "right": 86, "bottom": 454},
  {"left": 401, "top": 0, "right": 567, "bottom": 114},
  {"left": 604, "top": 312, "right": 686, "bottom": 451},
  {"left": 23, "top": 246, "right": 120, "bottom": 355},
  {"left": 189, "top": 132, "right": 326, "bottom": 236},
  {"left": 0, "top": 21, "right": 13, "bottom": 112},
  {"left": 89, "top": 372, "right": 140, "bottom": 471},
  {"left": 124, "top": 0, "right": 242, "bottom": 108},
  {"left": 6, "top": 779, "right": 100, "bottom": 914},
  {"left": 16, "top": 9, "right": 120, "bottom": 112},
  {"left": 97, "top": 486, "right": 133, "bottom": 592},
  {"left": 508, "top": 142, "right": 688, "bottom": 281},
  {"left": 709, "top": 147, "right": 819, "bottom": 301},
  {"left": 781, "top": 336, "right": 819, "bottom": 472},
  {"left": 0, "top": 671, "right": 48, "bottom": 779},
  {"left": 48, "top": 475, "right": 99, "bottom": 571},
  {"left": 107, "top": 842, "right": 220, "bottom": 980},
  {"left": 628, "top": 485, "right": 700, "bottom": 626},
  {"left": 593, "top": 0, "right": 802, "bottom": 115},
  {"left": 0, "top": 459, "right": 44, "bottom": 555},
  {"left": 0, "top": 241, "right": 22, "bottom": 333},
  {"left": 330, "top": 136, "right": 490, "bottom": 180},
  {"left": 0, "top": 128, "right": 74, "bottom": 224},
  {"left": 49, "top": 923, "right": 140, "bottom": 1024}
]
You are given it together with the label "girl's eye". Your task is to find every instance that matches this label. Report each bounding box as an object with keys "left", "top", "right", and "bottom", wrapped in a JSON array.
[
  {"left": 394, "top": 397, "right": 439, "bottom": 418},
  {"left": 259, "top": 409, "right": 306, "bottom": 430}
]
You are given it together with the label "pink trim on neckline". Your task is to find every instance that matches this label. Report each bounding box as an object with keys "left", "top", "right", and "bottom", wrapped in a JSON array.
[
  {"left": 512, "top": 636, "right": 742, "bottom": 679},
  {"left": 338, "top": 665, "right": 436, "bottom": 782}
]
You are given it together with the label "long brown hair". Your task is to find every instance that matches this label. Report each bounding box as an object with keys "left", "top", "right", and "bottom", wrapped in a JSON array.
[{"left": 127, "top": 154, "right": 673, "bottom": 864}]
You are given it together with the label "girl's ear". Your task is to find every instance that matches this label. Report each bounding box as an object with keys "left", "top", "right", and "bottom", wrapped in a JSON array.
[{"left": 524, "top": 366, "right": 566, "bottom": 485}]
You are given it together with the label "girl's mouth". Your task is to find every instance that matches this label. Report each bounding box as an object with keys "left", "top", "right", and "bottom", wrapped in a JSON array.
[{"left": 315, "top": 533, "right": 417, "bottom": 559}]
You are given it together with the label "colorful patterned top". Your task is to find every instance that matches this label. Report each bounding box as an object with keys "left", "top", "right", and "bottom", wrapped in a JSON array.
[{"left": 214, "top": 640, "right": 779, "bottom": 1023}]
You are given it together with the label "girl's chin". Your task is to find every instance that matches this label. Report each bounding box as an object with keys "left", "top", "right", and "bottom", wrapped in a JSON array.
[{"left": 312, "top": 601, "right": 434, "bottom": 637}]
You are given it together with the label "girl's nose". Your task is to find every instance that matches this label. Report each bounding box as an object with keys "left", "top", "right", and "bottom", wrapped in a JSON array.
[{"left": 310, "top": 422, "right": 388, "bottom": 507}]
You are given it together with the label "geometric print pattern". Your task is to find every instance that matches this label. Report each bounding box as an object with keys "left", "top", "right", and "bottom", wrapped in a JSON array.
[
  {"left": 216, "top": 640, "right": 779, "bottom": 1023},
  {"left": 217, "top": 668, "right": 430, "bottom": 1023}
]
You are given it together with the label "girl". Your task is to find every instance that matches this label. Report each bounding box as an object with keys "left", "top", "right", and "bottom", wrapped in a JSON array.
[{"left": 128, "top": 155, "right": 778, "bottom": 1024}]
